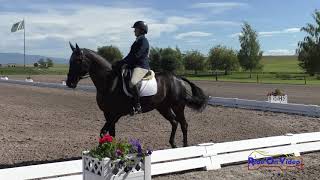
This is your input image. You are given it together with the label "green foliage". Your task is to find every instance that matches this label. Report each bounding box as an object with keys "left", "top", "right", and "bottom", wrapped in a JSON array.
[
  {"left": 149, "top": 47, "right": 182, "bottom": 73},
  {"left": 149, "top": 47, "right": 162, "bottom": 71},
  {"left": 238, "top": 22, "right": 263, "bottom": 77},
  {"left": 297, "top": 10, "right": 320, "bottom": 76},
  {"left": 33, "top": 63, "right": 38, "bottom": 67},
  {"left": 208, "top": 45, "right": 239, "bottom": 75},
  {"left": 47, "top": 58, "right": 53, "bottom": 67},
  {"left": 37, "top": 58, "right": 54, "bottom": 68},
  {"left": 89, "top": 139, "right": 131, "bottom": 161},
  {"left": 38, "top": 58, "right": 47, "bottom": 68},
  {"left": 268, "top": 88, "right": 285, "bottom": 96},
  {"left": 183, "top": 50, "right": 206, "bottom": 75},
  {"left": 160, "top": 47, "right": 182, "bottom": 72},
  {"left": 97, "top": 45, "right": 123, "bottom": 64}
]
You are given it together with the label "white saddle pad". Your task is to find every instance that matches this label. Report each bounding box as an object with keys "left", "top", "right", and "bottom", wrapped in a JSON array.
[{"left": 122, "top": 71, "right": 158, "bottom": 97}]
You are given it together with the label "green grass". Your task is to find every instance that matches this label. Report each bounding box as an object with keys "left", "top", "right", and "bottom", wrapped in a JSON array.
[
  {"left": 261, "top": 56, "right": 302, "bottom": 73},
  {"left": 186, "top": 73, "right": 320, "bottom": 85},
  {"left": 182, "top": 55, "right": 320, "bottom": 85},
  {"left": 1, "top": 56, "right": 319, "bottom": 85},
  {"left": 0, "top": 64, "right": 69, "bottom": 75}
]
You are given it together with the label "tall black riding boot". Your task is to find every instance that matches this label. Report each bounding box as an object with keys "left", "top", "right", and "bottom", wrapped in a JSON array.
[{"left": 131, "top": 85, "right": 142, "bottom": 115}]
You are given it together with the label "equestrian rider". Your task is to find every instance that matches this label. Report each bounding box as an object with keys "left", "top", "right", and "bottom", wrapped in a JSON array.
[{"left": 113, "top": 21, "right": 150, "bottom": 114}]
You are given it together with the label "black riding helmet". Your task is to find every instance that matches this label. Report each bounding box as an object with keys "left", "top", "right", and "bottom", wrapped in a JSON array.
[{"left": 132, "top": 21, "right": 148, "bottom": 34}]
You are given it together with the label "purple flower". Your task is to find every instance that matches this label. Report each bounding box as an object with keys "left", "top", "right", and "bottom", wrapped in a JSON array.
[
  {"left": 129, "top": 139, "right": 142, "bottom": 154},
  {"left": 116, "top": 149, "right": 123, "bottom": 157},
  {"left": 147, "top": 147, "right": 153, "bottom": 155}
]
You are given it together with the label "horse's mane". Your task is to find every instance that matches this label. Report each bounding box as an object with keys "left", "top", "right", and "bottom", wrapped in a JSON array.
[{"left": 83, "top": 48, "right": 112, "bottom": 70}]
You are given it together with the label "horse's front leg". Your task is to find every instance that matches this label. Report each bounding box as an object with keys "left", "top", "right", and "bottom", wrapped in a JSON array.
[{"left": 100, "top": 112, "right": 121, "bottom": 137}]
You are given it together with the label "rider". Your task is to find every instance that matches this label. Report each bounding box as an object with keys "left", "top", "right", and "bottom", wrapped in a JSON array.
[{"left": 113, "top": 21, "right": 150, "bottom": 114}]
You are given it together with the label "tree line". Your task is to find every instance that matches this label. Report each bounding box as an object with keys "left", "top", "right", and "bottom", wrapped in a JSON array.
[{"left": 97, "top": 10, "right": 320, "bottom": 76}]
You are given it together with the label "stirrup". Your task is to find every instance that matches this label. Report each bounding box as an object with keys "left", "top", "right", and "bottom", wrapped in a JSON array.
[{"left": 130, "top": 104, "right": 142, "bottom": 116}]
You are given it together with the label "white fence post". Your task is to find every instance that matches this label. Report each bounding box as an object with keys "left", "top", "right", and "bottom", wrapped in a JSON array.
[
  {"left": 286, "top": 133, "right": 300, "bottom": 157},
  {"left": 199, "top": 143, "right": 221, "bottom": 170}
]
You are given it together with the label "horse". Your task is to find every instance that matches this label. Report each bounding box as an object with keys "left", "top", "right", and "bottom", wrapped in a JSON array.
[{"left": 66, "top": 43, "right": 208, "bottom": 148}]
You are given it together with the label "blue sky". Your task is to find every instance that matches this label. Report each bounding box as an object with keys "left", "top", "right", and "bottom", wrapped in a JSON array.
[{"left": 0, "top": 0, "right": 319, "bottom": 58}]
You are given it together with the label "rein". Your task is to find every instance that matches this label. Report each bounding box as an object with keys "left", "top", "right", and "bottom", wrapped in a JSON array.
[{"left": 80, "top": 73, "right": 90, "bottom": 79}]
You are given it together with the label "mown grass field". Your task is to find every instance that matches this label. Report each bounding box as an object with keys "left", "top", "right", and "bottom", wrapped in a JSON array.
[
  {"left": 0, "top": 64, "right": 68, "bottom": 75},
  {"left": 260, "top": 56, "right": 302, "bottom": 73},
  {"left": 1, "top": 55, "right": 319, "bottom": 85},
  {"left": 184, "top": 56, "right": 320, "bottom": 85}
]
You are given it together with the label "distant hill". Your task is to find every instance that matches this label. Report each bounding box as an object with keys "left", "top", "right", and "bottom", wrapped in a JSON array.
[{"left": 0, "top": 53, "right": 67, "bottom": 65}]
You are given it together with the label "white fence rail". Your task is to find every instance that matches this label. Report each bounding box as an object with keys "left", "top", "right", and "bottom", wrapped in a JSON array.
[
  {"left": 208, "top": 96, "right": 320, "bottom": 117},
  {"left": 0, "top": 132, "right": 319, "bottom": 179}
]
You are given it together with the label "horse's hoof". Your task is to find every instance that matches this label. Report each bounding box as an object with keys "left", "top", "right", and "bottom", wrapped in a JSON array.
[{"left": 100, "top": 132, "right": 105, "bottom": 138}]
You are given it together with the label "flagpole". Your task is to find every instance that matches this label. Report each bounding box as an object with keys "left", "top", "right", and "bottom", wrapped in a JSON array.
[{"left": 23, "top": 18, "right": 25, "bottom": 69}]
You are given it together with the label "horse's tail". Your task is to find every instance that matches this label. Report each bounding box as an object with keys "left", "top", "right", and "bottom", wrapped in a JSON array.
[{"left": 180, "top": 77, "right": 208, "bottom": 112}]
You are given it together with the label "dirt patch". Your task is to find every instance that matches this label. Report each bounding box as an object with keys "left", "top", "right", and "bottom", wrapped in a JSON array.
[
  {"left": 0, "top": 83, "right": 319, "bottom": 179},
  {"left": 7, "top": 75, "right": 320, "bottom": 105}
]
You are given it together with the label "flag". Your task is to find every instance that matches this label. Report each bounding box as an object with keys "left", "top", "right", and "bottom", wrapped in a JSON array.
[{"left": 11, "top": 20, "right": 24, "bottom": 32}]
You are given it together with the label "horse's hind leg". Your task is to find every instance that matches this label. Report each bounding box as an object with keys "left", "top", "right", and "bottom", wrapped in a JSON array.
[
  {"left": 172, "top": 104, "right": 188, "bottom": 147},
  {"left": 157, "top": 107, "right": 178, "bottom": 148}
]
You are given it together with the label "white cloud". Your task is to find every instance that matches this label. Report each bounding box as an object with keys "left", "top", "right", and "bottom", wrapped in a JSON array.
[
  {"left": 264, "top": 49, "right": 296, "bottom": 56},
  {"left": 229, "top": 27, "right": 301, "bottom": 39},
  {"left": 200, "top": 20, "right": 240, "bottom": 26},
  {"left": 175, "top": 31, "right": 211, "bottom": 39},
  {"left": 166, "top": 16, "right": 240, "bottom": 27},
  {"left": 0, "top": 4, "right": 188, "bottom": 57},
  {"left": 259, "top": 27, "right": 301, "bottom": 37},
  {"left": 165, "top": 16, "right": 199, "bottom": 25},
  {"left": 191, "top": 2, "right": 247, "bottom": 13},
  {"left": 229, "top": 32, "right": 242, "bottom": 38},
  {"left": 284, "top": 28, "right": 300, "bottom": 33}
]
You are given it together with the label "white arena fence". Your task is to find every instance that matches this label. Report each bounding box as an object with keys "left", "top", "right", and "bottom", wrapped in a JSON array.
[
  {"left": 1, "top": 78, "right": 320, "bottom": 117},
  {"left": 0, "top": 78, "right": 96, "bottom": 92},
  {"left": 208, "top": 96, "right": 320, "bottom": 117},
  {"left": 0, "top": 132, "right": 319, "bottom": 180}
]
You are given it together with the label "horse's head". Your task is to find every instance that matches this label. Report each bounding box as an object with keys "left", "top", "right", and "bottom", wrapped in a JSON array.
[{"left": 66, "top": 42, "right": 90, "bottom": 88}]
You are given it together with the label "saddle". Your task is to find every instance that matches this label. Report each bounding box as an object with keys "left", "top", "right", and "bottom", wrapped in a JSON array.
[{"left": 121, "top": 67, "right": 157, "bottom": 97}]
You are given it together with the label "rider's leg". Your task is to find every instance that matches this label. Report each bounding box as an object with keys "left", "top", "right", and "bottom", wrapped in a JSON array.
[{"left": 130, "top": 67, "right": 149, "bottom": 114}]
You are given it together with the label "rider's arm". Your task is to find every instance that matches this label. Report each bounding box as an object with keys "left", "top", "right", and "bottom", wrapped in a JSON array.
[{"left": 134, "top": 38, "right": 149, "bottom": 59}]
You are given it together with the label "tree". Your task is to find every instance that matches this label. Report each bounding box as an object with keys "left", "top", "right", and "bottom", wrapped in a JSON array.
[
  {"left": 208, "top": 45, "right": 239, "bottom": 75},
  {"left": 297, "top": 10, "right": 320, "bottom": 76},
  {"left": 149, "top": 47, "right": 162, "bottom": 72},
  {"left": 160, "top": 47, "right": 182, "bottom": 72},
  {"left": 97, "top": 45, "right": 123, "bottom": 64},
  {"left": 33, "top": 63, "right": 38, "bottom": 67},
  {"left": 238, "top": 22, "right": 263, "bottom": 78},
  {"left": 47, "top": 58, "right": 54, "bottom": 67},
  {"left": 183, "top": 50, "right": 206, "bottom": 75},
  {"left": 38, "top": 58, "right": 47, "bottom": 68}
]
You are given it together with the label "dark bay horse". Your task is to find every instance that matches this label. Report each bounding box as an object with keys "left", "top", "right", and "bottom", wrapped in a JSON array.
[{"left": 66, "top": 43, "right": 208, "bottom": 147}]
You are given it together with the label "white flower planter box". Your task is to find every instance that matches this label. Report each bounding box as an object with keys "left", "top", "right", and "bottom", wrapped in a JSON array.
[
  {"left": 82, "top": 151, "right": 151, "bottom": 180},
  {"left": 25, "top": 78, "right": 33, "bottom": 82},
  {"left": 0, "top": 76, "right": 8, "bottom": 80},
  {"left": 267, "top": 95, "right": 288, "bottom": 104}
]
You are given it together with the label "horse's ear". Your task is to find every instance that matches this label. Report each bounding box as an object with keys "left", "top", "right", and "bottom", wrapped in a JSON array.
[
  {"left": 76, "top": 43, "right": 80, "bottom": 52},
  {"left": 69, "top": 42, "right": 75, "bottom": 52}
]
